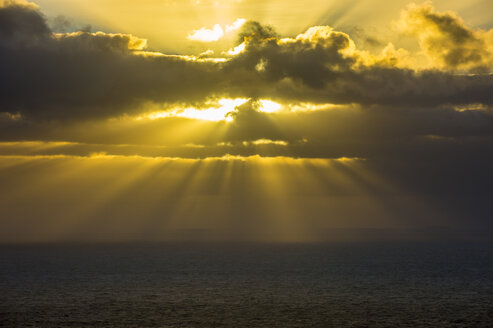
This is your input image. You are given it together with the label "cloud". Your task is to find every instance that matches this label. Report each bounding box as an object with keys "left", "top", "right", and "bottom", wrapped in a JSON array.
[
  {"left": 0, "top": 0, "right": 48, "bottom": 39},
  {"left": 237, "top": 20, "right": 278, "bottom": 43},
  {"left": 225, "top": 18, "right": 247, "bottom": 33},
  {"left": 1, "top": 2, "right": 493, "bottom": 241},
  {"left": 188, "top": 18, "right": 246, "bottom": 42},
  {"left": 397, "top": 2, "right": 493, "bottom": 71},
  {"left": 2, "top": 1, "right": 493, "bottom": 123},
  {"left": 0, "top": 1, "right": 229, "bottom": 120},
  {"left": 188, "top": 24, "right": 224, "bottom": 42},
  {"left": 224, "top": 22, "right": 493, "bottom": 107}
]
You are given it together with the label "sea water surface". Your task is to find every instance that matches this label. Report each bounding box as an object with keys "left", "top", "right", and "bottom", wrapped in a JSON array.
[{"left": 1, "top": 242, "right": 492, "bottom": 327}]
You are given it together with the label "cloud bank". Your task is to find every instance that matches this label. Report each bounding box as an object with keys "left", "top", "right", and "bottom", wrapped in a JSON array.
[
  {"left": 1, "top": 0, "right": 493, "bottom": 122},
  {"left": 0, "top": 1, "right": 492, "bottom": 241}
]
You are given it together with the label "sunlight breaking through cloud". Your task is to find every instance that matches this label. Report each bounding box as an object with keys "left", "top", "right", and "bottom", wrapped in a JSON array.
[
  {"left": 188, "top": 18, "right": 246, "bottom": 42},
  {"left": 140, "top": 98, "right": 284, "bottom": 122},
  {"left": 1, "top": 0, "right": 493, "bottom": 243}
]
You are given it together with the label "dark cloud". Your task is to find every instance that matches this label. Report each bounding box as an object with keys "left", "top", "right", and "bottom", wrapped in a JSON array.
[
  {"left": 1, "top": 101, "right": 491, "bottom": 159},
  {"left": 224, "top": 25, "right": 493, "bottom": 106},
  {"left": 225, "top": 100, "right": 286, "bottom": 142},
  {"left": 0, "top": 1, "right": 49, "bottom": 40},
  {"left": 228, "top": 26, "right": 356, "bottom": 89},
  {"left": 237, "top": 21, "right": 278, "bottom": 43},
  {"left": 1, "top": 2, "right": 493, "bottom": 122},
  {"left": 0, "top": 1, "right": 224, "bottom": 120}
]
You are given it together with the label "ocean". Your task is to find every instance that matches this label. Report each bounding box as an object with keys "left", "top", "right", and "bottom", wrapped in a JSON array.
[{"left": 1, "top": 242, "right": 492, "bottom": 327}]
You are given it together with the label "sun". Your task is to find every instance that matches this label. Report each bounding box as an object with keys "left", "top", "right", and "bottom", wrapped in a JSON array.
[
  {"left": 177, "top": 98, "right": 249, "bottom": 122},
  {"left": 140, "top": 98, "right": 283, "bottom": 122},
  {"left": 258, "top": 100, "right": 282, "bottom": 113}
]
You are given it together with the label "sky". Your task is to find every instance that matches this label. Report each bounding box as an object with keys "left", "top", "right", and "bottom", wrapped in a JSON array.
[{"left": 0, "top": 0, "right": 492, "bottom": 242}]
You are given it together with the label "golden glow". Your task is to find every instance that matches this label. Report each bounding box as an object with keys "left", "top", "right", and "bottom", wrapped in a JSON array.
[
  {"left": 32, "top": 0, "right": 493, "bottom": 58},
  {"left": 0, "top": 153, "right": 391, "bottom": 242},
  {"left": 178, "top": 98, "right": 249, "bottom": 122},
  {"left": 454, "top": 103, "right": 489, "bottom": 112},
  {"left": 258, "top": 100, "right": 282, "bottom": 113},
  {"left": 288, "top": 103, "right": 357, "bottom": 112},
  {"left": 226, "top": 42, "right": 246, "bottom": 55},
  {"left": 1, "top": 0, "right": 485, "bottom": 244},
  {"left": 188, "top": 24, "right": 224, "bottom": 42},
  {"left": 249, "top": 139, "right": 289, "bottom": 146},
  {"left": 188, "top": 18, "right": 246, "bottom": 42},
  {"left": 55, "top": 31, "right": 148, "bottom": 50},
  {"left": 225, "top": 18, "right": 247, "bottom": 32},
  {"left": 141, "top": 98, "right": 285, "bottom": 122},
  {"left": 176, "top": 106, "right": 233, "bottom": 122}
]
